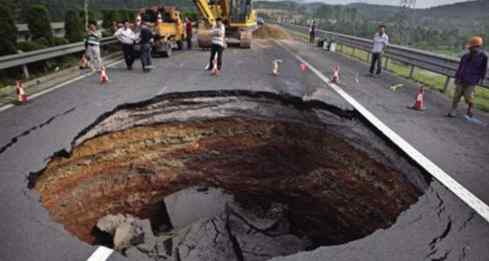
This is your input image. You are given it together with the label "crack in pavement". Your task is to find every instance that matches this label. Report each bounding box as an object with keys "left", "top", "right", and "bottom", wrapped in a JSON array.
[
  {"left": 0, "top": 107, "right": 76, "bottom": 156},
  {"left": 225, "top": 204, "right": 245, "bottom": 261}
]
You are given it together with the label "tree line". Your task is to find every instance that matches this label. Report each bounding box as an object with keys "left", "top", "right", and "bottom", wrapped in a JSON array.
[{"left": 0, "top": 0, "right": 197, "bottom": 57}]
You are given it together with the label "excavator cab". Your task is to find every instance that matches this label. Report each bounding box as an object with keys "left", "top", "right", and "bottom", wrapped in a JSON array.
[{"left": 193, "top": 0, "right": 257, "bottom": 48}]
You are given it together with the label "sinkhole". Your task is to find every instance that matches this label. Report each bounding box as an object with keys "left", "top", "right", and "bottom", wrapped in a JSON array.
[{"left": 31, "top": 91, "right": 428, "bottom": 260}]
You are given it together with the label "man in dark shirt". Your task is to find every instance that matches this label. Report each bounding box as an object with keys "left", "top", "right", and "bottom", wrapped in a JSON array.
[
  {"left": 185, "top": 17, "right": 193, "bottom": 50},
  {"left": 448, "top": 36, "right": 488, "bottom": 118},
  {"left": 139, "top": 16, "right": 154, "bottom": 73}
]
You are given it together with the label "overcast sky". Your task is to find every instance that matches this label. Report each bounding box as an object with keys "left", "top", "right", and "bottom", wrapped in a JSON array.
[{"left": 280, "top": 0, "right": 473, "bottom": 9}]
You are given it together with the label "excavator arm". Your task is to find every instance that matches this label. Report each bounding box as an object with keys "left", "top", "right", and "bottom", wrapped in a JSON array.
[{"left": 193, "top": 0, "right": 216, "bottom": 24}]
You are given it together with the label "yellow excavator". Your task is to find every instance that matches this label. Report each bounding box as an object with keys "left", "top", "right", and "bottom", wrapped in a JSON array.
[
  {"left": 139, "top": 6, "right": 186, "bottom": 57},
  {"left": 193, "top": 0, "right": 257, "bottom": 48}
]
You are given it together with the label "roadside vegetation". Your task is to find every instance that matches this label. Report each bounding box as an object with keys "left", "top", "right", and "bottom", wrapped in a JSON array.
[{"left": 287, "top": 29, "right": 489, "bottom": 113}]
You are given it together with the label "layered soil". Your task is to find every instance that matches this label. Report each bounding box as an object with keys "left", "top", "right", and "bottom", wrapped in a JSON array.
[{"left": 32, "top": 91, "right": 425, "bottom": 248}]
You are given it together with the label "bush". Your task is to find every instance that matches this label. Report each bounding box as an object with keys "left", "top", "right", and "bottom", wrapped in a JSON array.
[
  {"left": 16, "top": 41, "right": 48, "bottom": 52},
  {"left": 52, "top": 37, "right": 69, "bottom": 46},
  {"left": 65, "top": 10, "right": 84, "bottom": 43},
  {"left": 27, "top": 5, "right": 53, "bottom": 41},
  {"left": 0, "top": 4, "right": 17, "bottom": 56}
]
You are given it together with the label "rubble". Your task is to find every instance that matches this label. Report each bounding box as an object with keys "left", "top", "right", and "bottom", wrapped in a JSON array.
[{"left": 33, "top": 91, "right": 427, "bottom": 260}]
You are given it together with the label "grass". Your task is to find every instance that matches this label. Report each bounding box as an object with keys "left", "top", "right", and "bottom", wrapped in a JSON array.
[
  {"left": 336, "top": 44, "right": 489, "bottom": 112},
  {"left": 283, "top": 28, "right": 489, "bottom": 112}
]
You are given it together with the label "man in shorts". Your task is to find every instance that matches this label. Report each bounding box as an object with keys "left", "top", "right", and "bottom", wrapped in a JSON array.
[{"left": 448, "top": 36, "right": 488, "bottom": 118}]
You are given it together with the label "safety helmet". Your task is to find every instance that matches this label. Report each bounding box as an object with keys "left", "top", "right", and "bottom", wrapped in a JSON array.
[{"left": 467, "top": 36, "right": 483, "bottom": 48}]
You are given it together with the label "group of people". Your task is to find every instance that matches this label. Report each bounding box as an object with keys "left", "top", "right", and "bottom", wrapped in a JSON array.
[
  {"left": 308, "top": 21, "right": 487, "bottom": 118},
  {"left": 113, "top": 16, "right": 154, "bottom": 72},
  {"left": 368, "top": 25, "right": 487, "bottom": 118}
]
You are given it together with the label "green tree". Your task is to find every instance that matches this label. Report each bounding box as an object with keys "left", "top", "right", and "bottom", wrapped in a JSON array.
[
  {"left": 65, "top": 10, "right": 84, "bottom": 42},
  {"left": 0, "top": 3, "right": 17, "bottom": 56},
  {"left": 26, "top": 5, "right": 53, "bottom": 42},
  {"left": 102, "top": 10, "right": 122, "bottom": 29}
]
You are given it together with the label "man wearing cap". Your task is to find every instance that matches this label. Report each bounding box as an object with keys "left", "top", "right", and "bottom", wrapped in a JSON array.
[{"left": 448, "top": 36, "right": 488, "bottom": 118}]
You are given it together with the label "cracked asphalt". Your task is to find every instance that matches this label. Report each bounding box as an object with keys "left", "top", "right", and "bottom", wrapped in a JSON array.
[{"left": 0, "top": 39, "right": 488, "bottom": 261}]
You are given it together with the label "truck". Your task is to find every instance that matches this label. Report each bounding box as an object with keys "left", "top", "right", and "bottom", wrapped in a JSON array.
[{"left": 139, "top": 6, "right": 186, "bottom": 57}]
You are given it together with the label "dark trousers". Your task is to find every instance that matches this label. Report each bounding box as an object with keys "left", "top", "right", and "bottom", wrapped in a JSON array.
[
  {"left": 141, "top": 43, "right": 152, "bottom": 70},
  {"left": 209, "top": 44, "right": 223, "bottom": 70},
  {"left": 121, "top": 44, "right": 134, "bottom": 69},
  {"left": 370, "top": 52, "right": 382, "bottom": 74},
  {"left": 309, "top": 32, "right": 315, "bottom": 44},
  {"left": 187, "top": 34, "right": 192, "bottom": 49}
]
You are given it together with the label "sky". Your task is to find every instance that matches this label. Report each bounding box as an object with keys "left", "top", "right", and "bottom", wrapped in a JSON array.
[{"left": 276, "top": 0, "right": 473, "bottom": 8}]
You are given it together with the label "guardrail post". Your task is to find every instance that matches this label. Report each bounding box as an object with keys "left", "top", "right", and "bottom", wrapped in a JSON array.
[
  {"left": 443, "top": 76, "right": 452, "bottom": 93},
  {"left": 384, "top": 57, "right": 390, "bottom": 70},
  {"left": 367, "top": 53, "right": 371, "bottom": 64},
  {"left": 22, "top": 64, "right": 30, "bottom": 79},
  {"left": 352, "top": 48, "right": 356, "bottom": 58},
  {"left": 409, "top": 65, "right": 415, "bottom": 79}
]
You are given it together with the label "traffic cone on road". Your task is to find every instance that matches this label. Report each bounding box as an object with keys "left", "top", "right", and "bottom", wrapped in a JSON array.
[
  {"left": 100, "top": 66, "right": 109, "bottom": 84},
  {"left": 300, "top": 63, "right": 308, "bottom": 72},
  {"left": 331, "top": 65, "right": 340, "bottom": 83},
  {"left": 410, "top": 85, "right": 425, "bottom": 111},
  {"left": 16, "top": 80, "right": 28, "bottom": 103},
  {"left": 272, "top": 59, "right": 282, "bottom": 76},
  {"left": 79, "top": 55, "right": 88, "bottom": 70}
]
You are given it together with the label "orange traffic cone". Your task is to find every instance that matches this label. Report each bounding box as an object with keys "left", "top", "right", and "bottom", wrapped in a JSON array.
[
  {"left": 272, "top": 59, "right": 282, "bottom": 76},
  {"left": 411, "top": 85, "right": 425, "bottom": 111},
  {"left": 300, "top": 63, "right": 308, "bottom": 72},
  {"left": 331, "top": 65, "right": 340, "bottom": 83},
  {"left": 16, "top": 80, "right": 28, "bottom": 103},
  {"left": 100, "top": 66, "right": 109, "bottom": 84},
  {"left": 211, "top": 54, "right": 219, "bottom": 76},
  {"left": 79, "top": 55, "right": 88, "bottom": 69}
]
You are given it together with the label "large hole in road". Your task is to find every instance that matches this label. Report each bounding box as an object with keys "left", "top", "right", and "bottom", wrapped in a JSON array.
[{"left": 32, "top": 91, "right": 427, "bottom": 260}]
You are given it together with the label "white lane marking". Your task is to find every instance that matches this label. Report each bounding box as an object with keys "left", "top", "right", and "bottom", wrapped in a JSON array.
[
  {"left": 0, "top": 60, "right": 123, "bottom": 113},
  {"left": 87, "top": 246, "right": 114, "bottom": 261},
  {"left": 279, "top": 41, "right": 489, "bottom": 224}
]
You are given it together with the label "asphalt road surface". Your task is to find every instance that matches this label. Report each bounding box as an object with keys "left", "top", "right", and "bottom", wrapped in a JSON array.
[{"left": 0, "top": 39, "right": 488, "bottom": 261}]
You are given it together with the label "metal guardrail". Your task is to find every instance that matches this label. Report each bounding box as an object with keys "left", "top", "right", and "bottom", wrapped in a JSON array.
[
  {"left": 0, "top": 37, "right": 118, "bottom": 72},
  {"left": 281, "top": 23, "right": 489, "bottom": 90}
]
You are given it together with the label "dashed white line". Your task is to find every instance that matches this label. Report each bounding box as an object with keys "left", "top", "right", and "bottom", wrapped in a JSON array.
[
  {"left": 87, "top": 246, "right": 114, "bottom": 261},
  {"left": 279, "top": 41, "right": 489, "bottom": 224}
]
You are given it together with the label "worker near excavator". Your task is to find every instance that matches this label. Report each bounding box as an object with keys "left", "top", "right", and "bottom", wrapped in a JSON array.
[
  {"left": 448, "top": 36, "right": 488, "bottom": 118},
  {"left": 185, "top": 17, "right": 193, "bottom": 50},
  {"left": 139, "top": 16, "right": 154, "bottom": 73},
  {"left": 208, "top": 18, "right": 226, "bottom": 74}
]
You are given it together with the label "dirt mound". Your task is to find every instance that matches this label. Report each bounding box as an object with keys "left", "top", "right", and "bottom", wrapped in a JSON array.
[{"left": 253, "top": 24, "right": 291, "bottom": 40}]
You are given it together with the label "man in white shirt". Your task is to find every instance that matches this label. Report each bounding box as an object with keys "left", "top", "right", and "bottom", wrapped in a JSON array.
[
  {"left": 208, "top": 18, "right": 226, "bottom": 75},
  {"left": 114, "top": 20, "right": 137, "bottom": 70},
  {"left": 369, "top": 25, "right": 389, "bottom": 76}
]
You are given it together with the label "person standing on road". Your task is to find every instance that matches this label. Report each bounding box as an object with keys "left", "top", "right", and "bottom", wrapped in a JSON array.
[
  {"left": 309, "top": 20, "right": 316, "bottom": 45},
  {"left": 448, "top": 36, "right": 488, "bottom": 118},
  {"left": 369, "top": 25, "right": 389, "bottom": 77},
  {"left": 185, "top": 17, "right": 193, "bottom": 50},
  {"left": 139, "top": 16, "right": 154, "bottom": 73},
  {"left": 208, "top": 18, "right": 225, "bottom": 74},
  {"left": 85, "top": 22, "right": 103, "bottom": 72},
  {"left": 114, "top": 20, "right": 137, "bottom": 70}
]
